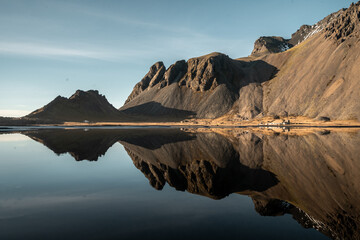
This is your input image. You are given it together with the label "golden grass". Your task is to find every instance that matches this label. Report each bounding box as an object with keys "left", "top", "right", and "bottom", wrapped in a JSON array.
[{"left": 44, "top": 115, "right": 360, "bottom": 128}]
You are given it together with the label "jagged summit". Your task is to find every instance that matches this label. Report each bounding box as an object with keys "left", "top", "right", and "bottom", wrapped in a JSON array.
[
  {"left": 125, "top": 52, "right": 240, "bottom": 104},
  {"left": 125, "top": 62, "right": 165, "bottom": 104},
  {"left": 69, "top": 90, "right": 100, "bottom": 99},
  {"left": 324, "top": 1, "right": 360, "bottom": 42},
  {"left": 121, "top": 52, "right": 276, "bottom": 119},
  {"left": 291, "top": 2, "right": 360, "bottom": 45}
]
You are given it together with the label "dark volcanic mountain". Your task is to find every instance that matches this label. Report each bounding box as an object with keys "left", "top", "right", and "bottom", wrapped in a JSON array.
[
  {"left": 122, "top": 2, "right": 360, "bottom": 122},
  {"left": 27, "top": 90, "right": 126, "bottom": 122}
]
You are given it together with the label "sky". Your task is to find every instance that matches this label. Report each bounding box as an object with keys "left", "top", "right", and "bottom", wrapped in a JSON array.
[{"left": 0, "top": 0, "right": 354, "bottom": 117}]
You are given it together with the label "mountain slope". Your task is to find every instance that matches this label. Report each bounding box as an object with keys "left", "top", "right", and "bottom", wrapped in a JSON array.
[
  {"left": 122, "top": 2, "right": 360, "bottom": 122},
  {"left": 257, "top": 2, "right": 360, "bottom": 120}
]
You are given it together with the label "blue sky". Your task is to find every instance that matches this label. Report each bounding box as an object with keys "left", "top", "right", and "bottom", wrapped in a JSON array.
[{"left": 0, "top": 0, "right": 354, "bottom": 117}]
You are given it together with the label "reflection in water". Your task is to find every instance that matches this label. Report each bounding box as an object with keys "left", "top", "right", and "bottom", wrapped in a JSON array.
[
  {"left": 25, "top": 129, "right": 195, "bottom": 161},
  {"left": 9, "top": 127, "right": 360, "bottom": 239}
]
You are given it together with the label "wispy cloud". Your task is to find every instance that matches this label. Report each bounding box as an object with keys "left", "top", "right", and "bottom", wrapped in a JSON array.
[
  {"left": 0, "top": 1, "right": 247, "bottom": 62},
  {"left": 49, "top": 0, "right": 207, "bottom": 38},
  {"left": 74, "top": 7, "right": 248, "bottom": 58},
  {"left": 0, "top": 42, "right": 99, "bottom": 58},
  {"left": 44, "top": 0, "right": 227, "bottom": 46},
  {"left": 0, "top": 41, "right": 154, "bottom": 61},
  {"left": 80, "top": 9, "right": 208, "bottom": 39}
]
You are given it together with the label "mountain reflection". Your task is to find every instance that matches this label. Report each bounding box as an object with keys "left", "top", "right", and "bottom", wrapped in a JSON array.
[
  {"left": 25, "top": 128, "right": 195, "bottom": 161},
  {"left": 16, "top": 127, "right": 360, "bottom": 239}
]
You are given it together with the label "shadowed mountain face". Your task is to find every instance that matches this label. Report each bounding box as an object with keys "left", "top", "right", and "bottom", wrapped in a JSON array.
[
  {"left": 120, "top": 101, "right": 196, "bottom": 121},
  {"left": 15, "top": 127, "right": 360, "bottom": 239}
]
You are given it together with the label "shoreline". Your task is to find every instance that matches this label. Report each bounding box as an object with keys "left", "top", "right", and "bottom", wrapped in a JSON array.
[
  {"left": 1, "top": 124, "right": 360, "bottom": 130},
  {"left": 1, "top": 116, "right": 360, "bottom": 130}
]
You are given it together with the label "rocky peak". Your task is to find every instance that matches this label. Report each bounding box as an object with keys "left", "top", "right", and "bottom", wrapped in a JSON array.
[
  {"left": 53, "top": 95, "right": 66, "bottom": 102},
  {"left": 179, "top": 52, "right": 243, "bottom": 92},
  {"left": 162, "top": 60, "right": 187, "bottom": 87},
  {"left": 125, "top": 52, "right": 245, "bottom": 104},
  {"left": 288, "top": 16, "right": 333, "bottom": 46},
  {"left": 288, "top": 25, "right": 314, "bottom": 45},
  {"left": 251, "top": 2, "right": 360, "bottom": 56},
  {"left": 251, "top": 37, "right": 293, "bottom": 57},
  {"left": 70, "top": 90, "right": 99, "bottom": 99},
  {"left": 288, "top": 2, "right": 360, "bottom": 45},
  {"left": 125, "top": 61, "right": 165, "bottom": 104},
  {"left": 68, "top": 90, "right": 111, "bottom": 105},
  {"left": 325, "top": 1, "right": 360, "bottom": 43},
  {"left": 147, "top": 61, "right": 166, "bottom": 88}
]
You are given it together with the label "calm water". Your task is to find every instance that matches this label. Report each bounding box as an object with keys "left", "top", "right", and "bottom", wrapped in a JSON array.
[{"left": 0, "top": 127, "right": 359, "bottom": 240}]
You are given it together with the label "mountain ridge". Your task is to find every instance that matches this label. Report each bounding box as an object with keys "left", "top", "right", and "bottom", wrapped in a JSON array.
[
  {"left": 120, "top": 52, "right": 276, "bottom": 119},
  {"left": 122, "top": 1, "right": 360, "bottom": 122}
]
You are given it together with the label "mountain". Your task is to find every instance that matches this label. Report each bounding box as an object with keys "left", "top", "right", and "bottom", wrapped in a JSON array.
[
  {"left": 27, "top": 90, "right": 126, "bottom": 122},
  {"left": 120, "top": 52, "right": 276, "bottom": 120},
  {"left": 252, "top": 2, "right": 360, "bottom": 121},
  {"left": 122, "top": 2, "right": 360, "bottom": 122}
]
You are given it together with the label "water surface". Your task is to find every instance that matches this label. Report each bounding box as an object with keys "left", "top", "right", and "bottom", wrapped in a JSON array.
[{"left": 0, "top": 127, "right": 359, "bottom": 239}]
